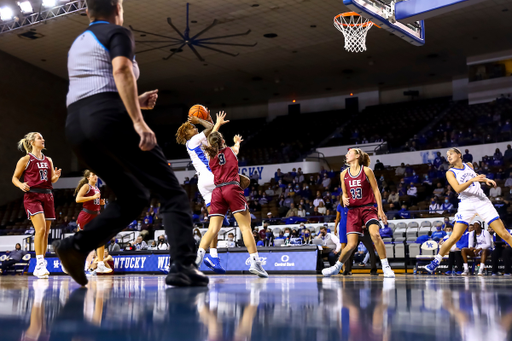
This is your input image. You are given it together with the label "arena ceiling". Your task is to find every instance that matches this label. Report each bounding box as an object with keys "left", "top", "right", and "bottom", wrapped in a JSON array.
[{"left": 0, "top": 0, "right": 511, "bottom": 107}]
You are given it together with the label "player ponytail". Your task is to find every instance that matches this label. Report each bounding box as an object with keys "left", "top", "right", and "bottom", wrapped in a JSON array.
[
  {"left": 17, "top": 132, "right": 39, "bottom": 154},
  {"left": 176, "top": 122, "right": 194, "bottom": 145},
  {"left": 204, "top": 131, "right": 224, "bottom": 158},
  {"left": 74, "top": 169, "right": 91, "bottom": 196},
  {"left": 353, "top": 148, "right": 371, "bottom": 167}
]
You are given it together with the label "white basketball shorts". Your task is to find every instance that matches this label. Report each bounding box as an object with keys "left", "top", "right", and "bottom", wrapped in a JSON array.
[
  {"left": 454, "top": 197, "right": 500, "bottom": 226},
  {"left": 198, "top": 171, "right": 216, "bottom": 206}
]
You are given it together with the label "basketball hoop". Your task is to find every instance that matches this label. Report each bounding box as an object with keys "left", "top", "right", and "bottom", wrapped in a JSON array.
[{"left": 333, "top": 12, "right": 377, "bottom": 53}]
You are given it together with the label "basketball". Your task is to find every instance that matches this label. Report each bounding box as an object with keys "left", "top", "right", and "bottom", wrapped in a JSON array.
[{"left": 188, "top": 104, "right": 209, "bottom": 121}]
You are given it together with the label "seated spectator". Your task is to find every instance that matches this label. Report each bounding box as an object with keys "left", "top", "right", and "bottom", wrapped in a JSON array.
[
  {"left": 490, "top": 185, "right": 502, "bottom": 198},
  {"left": 462, "top": 149, "right": 473, "bottom": 163},
  {"left": 494, "top": 148, "right": 503, "bottom": 160},
  {"left": 286, "top": 203, "right": 299, "bottom": 217},
  {"left": 388, "top": 190, "right": 399, "bottom": 206},
  {"left": 283, "top": 193, "right": 294, "bottom": 208},
  {"left": 259, "top": 224, "right": 269, "bottom": 244},
  {"left": 193, "top": 228, "right": 202, "bottom": 246},
  {"left": 313, "top": 192, "right": 325, "bottom": 207},
  {"left": 431, "top": 225, "right": 447, "bottom": 242},
  {"left": 290, "top": 168, "right": 297, "bottom": 178},
  {"left": 249, "top": 200, "right": 261, "bottom": 212},
  {"left": 317, "top": 202, "right": 327, "bottom": 215},
  {"left": 68, "top": 217, "right": 78, "bottom": 232},
  {"left": 322, "top": 173, "right": 331, "bottom": 190},
  {"left": 183, "top": 177, "right": 190, "bottom": 185},
  {"left": 496, "top": 168, "right": 505, "bottom": 180},
  {"left": 284, "top": 184, "right": 294, "bottom": 197},
  {"left": 405, "top": 164, "right": 414, "bottom": 177},
  {"left": 386, "top": 203, "right": 399, "bottom": 220},
  {"left": 398, "top": 183, "right": 407, "bottom": 196},
  {"left": 148, "top": 240, "right": 158, "bottom": 250},
  {"left": 374, "top": 159, "right": 384, "bottom": 171},
  {"left": 422, "top": 174, "right": 432, "bottom": 186},
  {"left": 407, "top": 183, "right": 418, "bottom": 197},
  {"left": 275, "top": 231, "right": 285, "bottom": 240},
  {"left": 491, "top": 230, "right": 512, "bottom": 276},
  {"left": 0, "top": 243, "right": 26, "bottom": 274},
  {"left": 265, "top": 186, "right": 275, "bottom": 196},
  {"left": 442, "top": 217, "right": 453, "bottom": 230},
  {"left": 133, "top": 236, "right": 148, "bottom": 250},
  {"left": 258, "top": 195, "right": 268, "bottom": 205},
  {"left": 395, "top": 162, "right": 406, "bottom": 176},
  {"left": 353, "top": 242, "right": 368, "bottom": 265},
  {"left": 461, "top": 221, "right": 491, "bottom": 276},
  {"left": 108, "top": 237, "right": 120, "bottom": 252},
  {"left": 316, "top": 226, "right": 341, "bottom": 266},
  {"left": 301, "top": 229, "right": 313, "bottom": 244},
  {"left": 143, "top": 212, "right": 153, "bottom": 225},
  {"left": 441, "top": 197, "right": 454, "bottom": 213},
  {"left": 190, "top": 174, "right": 198, "bottom": 184},
  {"left": 157, "top": 235, "right": 169, "bottom": 250},
  {"left": 283, "top": 228, "right": 292, "bottom": 245},
  {"left": 433, "top": 182, "right": 446, "bottom": 197},
  {"left": 429, "top": 198, "right": 442, "bottom": 214},
  {"left": 297, "top": 205, "right": 306, "bottom": 217},
  {"left": 399, "top": 204, "right": 410, "bottom": 219},
  {"left": 227, "top": 232, "right": 237, "bottom": 247}
]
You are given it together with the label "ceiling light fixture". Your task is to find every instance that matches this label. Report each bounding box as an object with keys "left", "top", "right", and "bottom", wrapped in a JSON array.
[
  {"left": 18, "top": 1, "right": 33, "bottom": 14},
  {"left": 131, "top": 3, "right": 257, "bottom": 62},
  {"left": 0, "top": 7, "right": 14, "bottom": 21}
]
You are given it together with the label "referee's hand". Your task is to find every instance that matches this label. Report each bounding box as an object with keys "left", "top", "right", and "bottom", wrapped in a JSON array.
[{"left": 134, "top": 121, "right": 157, "bottom": 151}]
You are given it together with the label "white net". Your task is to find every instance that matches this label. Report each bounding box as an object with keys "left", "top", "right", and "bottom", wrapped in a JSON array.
[{"left": 333, "top": 13, "right": 374, "bottom": 53}]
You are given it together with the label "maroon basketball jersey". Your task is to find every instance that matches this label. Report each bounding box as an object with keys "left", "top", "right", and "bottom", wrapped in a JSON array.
[
  {"left": 344, "top": 165, "right": 375, "bottom": 207},
  {"left": 209, "top": 147, "right": 240, "bottom": 185},
  {"left": 23, "top": 153, "right": 52, "bottom": 189},
  {"left": 82, "top": 184, "right": 101, "bottom": 212}
]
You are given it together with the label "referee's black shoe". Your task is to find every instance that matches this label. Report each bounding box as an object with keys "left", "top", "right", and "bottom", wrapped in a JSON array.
[
  {"left": 370, "top": 269, "right": 379, "bottom": 276},
  {"left": 52, "top": 239, "right": 88, "bottom": 286},
  {"left": 166, "top": 262, "right": 209, "bottom": 287}
]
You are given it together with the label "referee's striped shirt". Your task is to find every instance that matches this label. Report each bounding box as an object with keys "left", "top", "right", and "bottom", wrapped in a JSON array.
[{"left": 66, "top": 21, "right": 139, "bottom": 107}]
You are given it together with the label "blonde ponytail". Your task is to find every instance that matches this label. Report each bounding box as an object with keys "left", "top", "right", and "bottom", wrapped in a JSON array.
[
  {"left": 204, "top": 131, "right": 224, "bottom": 158},
  {"left": 17, "top": 132, "right": 39, "bottom": 154},
  {"left": 353, "top": 148, "right": 371, "bottom": 167},
  {"left": 75, "top": 170, "right": 92, "bottom": 196}
]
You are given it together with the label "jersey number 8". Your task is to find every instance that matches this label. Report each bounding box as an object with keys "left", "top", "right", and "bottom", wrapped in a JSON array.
[
  {"left": 350, "top": 188, "right": 362, "bottom": 200},
  {"left": 218, "top": 153, "right": 226, "bottom": 166}
]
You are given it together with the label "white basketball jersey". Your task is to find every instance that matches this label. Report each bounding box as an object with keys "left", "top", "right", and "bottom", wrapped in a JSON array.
[
  {"left": 449, "top": 163, "right": 485, "bottom": 201},
  {"left": 186, "top": 132, "right": 211, "bottom": 175}
]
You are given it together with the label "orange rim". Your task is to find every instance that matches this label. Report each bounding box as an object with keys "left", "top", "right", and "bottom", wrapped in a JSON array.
[{"left": 334, "top": 12, "right": 381, "bottom": 28}]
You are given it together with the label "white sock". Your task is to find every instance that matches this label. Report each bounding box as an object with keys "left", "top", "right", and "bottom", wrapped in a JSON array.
[
  {"left": 210, "top": 248, "right": 218, "bottom": 258},
  {"left": 479, "top": 263, "right": 485, "bottom": 273},
  {"left": 36, "top": 255, "right": 44, "bottom": 265},
  {"left": 381, "top": 258, "right": 389, "bottom": 268},
  {"left": 198, "top": 248, "right": 206, "bottom": 257},
  {"left": 434, "top": 254, "right": 443, "bottom": 263},
  {"left": 34, "top": 290, "right": 44, "bottom": 307},
  {"left": 98, "top": 261, "right": 105, "bottom": 267},
  {"left": 250, "top": 252, "right": 259, "bottom": 263},
  {"left": 463, "top": 263, "right": 469, "bottom": 271},
  {"left": 335, "top": 261, "right": 343, "bottom": 269}
]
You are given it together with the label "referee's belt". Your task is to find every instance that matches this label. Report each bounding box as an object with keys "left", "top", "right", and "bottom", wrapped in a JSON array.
[
  {"left": 348, "top": 203, "right": 375, "bottom": 209},
  {"left": 82, "top": 208, "right": 99, "bottom": 215},
  {"left": 28, "top": 188, "right": 52, "bottom": 194},
  {"left": 216, "top": 181, "right": 240, "bottom": 188}
]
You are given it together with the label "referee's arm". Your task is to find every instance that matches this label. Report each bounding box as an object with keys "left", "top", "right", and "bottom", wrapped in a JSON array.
[{"left": 112, "top": 56, "right": 156, "bottom": 151}]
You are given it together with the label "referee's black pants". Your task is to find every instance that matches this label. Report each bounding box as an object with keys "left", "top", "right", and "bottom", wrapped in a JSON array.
[{"left": 66, "top": 93, "right": 196, "bottom": 265}]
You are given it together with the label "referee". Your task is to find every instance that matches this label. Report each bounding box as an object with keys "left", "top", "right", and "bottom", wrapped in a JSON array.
[{"left": 53, "top": 0, "right": 207, "bottom": 287}]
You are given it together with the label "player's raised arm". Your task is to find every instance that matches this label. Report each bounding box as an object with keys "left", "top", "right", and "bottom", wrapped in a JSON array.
[{"left": 231, "top": 134, "right": 243, "bottom": 155}]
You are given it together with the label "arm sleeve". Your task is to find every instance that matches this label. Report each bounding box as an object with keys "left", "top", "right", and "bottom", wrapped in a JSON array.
[
  {"left": 109, "top": 28, "right": 135, "bottom": 61},
  {"left": 188, "top": 132, "right": 207, "bottom": 149},
  {"left": 468, "top": 232, "right": 474, "bottom": 248}
]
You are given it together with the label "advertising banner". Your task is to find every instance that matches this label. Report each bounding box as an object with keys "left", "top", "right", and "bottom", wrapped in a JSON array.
[{"left": 28, "top": 249, "right": 318, "bottom": 274}]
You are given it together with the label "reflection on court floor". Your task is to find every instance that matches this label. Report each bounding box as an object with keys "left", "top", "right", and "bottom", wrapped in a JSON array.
[{"left": 1, "top": 275, "right": 512, "bottom": 341}]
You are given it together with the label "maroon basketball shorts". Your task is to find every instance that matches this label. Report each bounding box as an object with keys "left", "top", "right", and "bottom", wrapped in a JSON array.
[
  {"left": 209, "top": 185, "right": 248, "bottom": 217},
  {"left": 346, "top": 206, "right": 380, "bottom": 235},
  {"left": 24, "top": 192, "right": 55, "bottom": 220},
  {"left": 77, "top": 210, "right": 99, "bottom": 230}
]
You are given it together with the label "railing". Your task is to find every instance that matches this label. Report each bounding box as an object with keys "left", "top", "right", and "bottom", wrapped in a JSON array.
[
  {"left": 23, "top": 235, "right": 33, "bottom": 252},
  {"left": 120, "top": 231, "right": 136, "bottom": 247}
]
